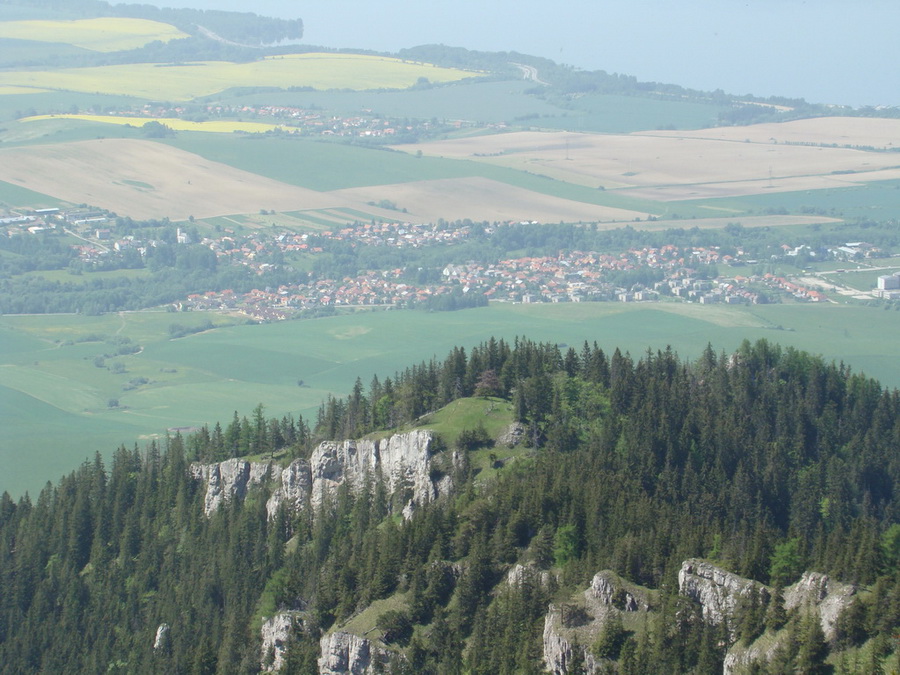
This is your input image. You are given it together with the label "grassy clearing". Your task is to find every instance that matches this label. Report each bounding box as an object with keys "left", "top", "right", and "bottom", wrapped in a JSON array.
[
  {"left": 23, "top": 114, "right": 293, "bottom": 134},
  {"left": 0, "top": 18, "right": 188, "bottom": 52},
  {"left": 0, "top": 53, "right": 479, "bottom": 101},
  {"left": 339, "top": 591, "right": 410, "bottom": 640},
  {"left": 4, "top": 302, "right": 900, "bottom": 497},
  {"left": 417, "top": 397, "right": 514, "bottom": 446}
]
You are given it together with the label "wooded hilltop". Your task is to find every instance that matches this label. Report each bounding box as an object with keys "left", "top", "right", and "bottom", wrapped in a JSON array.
[{"left": 2, "top": 337, "right": 900, "bottom": 673}]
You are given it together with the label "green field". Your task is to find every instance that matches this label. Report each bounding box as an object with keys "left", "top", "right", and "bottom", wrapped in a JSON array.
[
  {"left": 524, "top": 92, "right": 725, "bottom": 133},
  {"left": 682, "top": 179, "right": 900, "bottom": 222},
  {"left": 0, "top": 179, "right": 62, "bottom": 209},
  {"left": 219, "top": 82, "right": 725, "bottom": 133},
  {"left": 4, "top": 301, "right": 900, "bottom": 497}
]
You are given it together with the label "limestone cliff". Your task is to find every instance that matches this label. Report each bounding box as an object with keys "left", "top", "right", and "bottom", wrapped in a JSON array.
[
  {"left": 260, "top": 612, "right": 303, "bottom": 673},
  {"left": 190, "top": 458, "right": 276, "bottom": 516},
  {"left": 193, "top": 429, "right": 452, "bottom": 519},
  {"left": 318, "top": 631, "right": 390, "bottom": 675},
  {"left": 678, "top": 559, "right": 768, "bottom": 628},
  {"left": 309, "top": 429, "right": 452, "bottom": 516},
  {"left": 266, "top": 459, "right": 311, "bottom": 520},
  {"left": 783, "top": 571, "right": 855, "bottom": 641},
  {"left": 677, "top": 561, "right": 857, "bottom": 674}
]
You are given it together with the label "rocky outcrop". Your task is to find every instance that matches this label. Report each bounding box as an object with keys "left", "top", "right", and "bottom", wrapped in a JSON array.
[
  {"left": 724, "top": 639, "right": 785, "bottom": 675},
  {"left": 678, "top": 559, "right": 767, "bottom": 627},
  {"left": 589, "top": 570, "right": 649, "bottom": 612},
  {"left": 266, "top": 460, "right": 312, "bottom": 520},
  {"left": 318, "top": 631, "right": 391, "bottom": 675},
  {"left": 542, "top": 570, "right": 648, "bottom": 674},
  {"left": 310, "top": 430, "right": 452, "bottom": 516},
  {"left": 190, "top": 458, "right": 276, "bottom": 516},
  {"left": 506, "top": 562, "right": 553, "bottom": 588},
  {"left": 153, "top": 623, "right": 170, "bottom": 652},
  {"left": 784, "top": 571, "right": 856, "bottom": 640},
  {"left": 260, "top": 612, "right": 303, "bottom": 672},
  {"left": 498, "top": 422, "right": 526, "bottom": 447},
  {"left": 193, "top": 430, "right": 454, "bottom": 520},
  {"left": 542, "top": 605, "right": 600, "bottom": 675}
]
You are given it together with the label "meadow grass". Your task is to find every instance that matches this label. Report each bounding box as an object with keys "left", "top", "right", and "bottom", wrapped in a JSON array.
[
  {"left": 416, "top": 396, "right": 514, "bottom": 446},
  {"left": 4, "top": 301, "right": 900, "bottom": 497},
  {"left": 0, "top": 18, "right": 188, "bottom": 52},
  {"left": 0, "top": 54, "right": 480, "bottom": 101}
]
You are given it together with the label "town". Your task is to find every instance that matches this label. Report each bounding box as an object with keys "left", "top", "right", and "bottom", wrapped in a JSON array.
[{"left": 3, "top": 206, "right": 898, "bottom": 321}]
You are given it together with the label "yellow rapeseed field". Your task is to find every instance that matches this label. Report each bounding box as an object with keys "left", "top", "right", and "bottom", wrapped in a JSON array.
[
  {"left": 0, "top": 18, "right": 188, "bottom": 52},
  {"left": 0, "top": 85, "right": 49, "bottom": 95},
  {"left": 22, "top": 114, "right": 293, "bottom": 134},
  {"left": 0, "top": 53, "right": 478, "bottom": 100}
]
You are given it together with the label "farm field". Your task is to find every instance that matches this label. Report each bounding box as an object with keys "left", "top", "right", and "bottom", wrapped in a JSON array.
[
  {"left": 0, "top": 138, "right": 355, "bottom": 220},
  {"left": 401, "top": 125, "right": 900, "bottom": 200},
  {"left": 218, "top": 83, "right": 725, "bottom": 133},
  {"left": 0, "top": 17, "right": 188, "bottom": 51},
  {"left": 0, "top": 136, "right": 653, "bottom": 222},
  {"left": 0, "top": 53, "right": 480, "bottom": 101},
  {"left": 22, "top": 114, "right": 293, "bottom": 135},
  {"left": 637, "top": 117, "right": 900, "bottom": 150},
  {"left": 3, "top": 301, "right": 900, "bottom": 498},
  {"left": 701, "top": 179, "right": 900, "bottom": 222},
  {"left": 327, "top": 176, "right": 650, "bottom": 223}
]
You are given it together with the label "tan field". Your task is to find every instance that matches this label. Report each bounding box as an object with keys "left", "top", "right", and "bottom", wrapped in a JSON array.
[
  {"left": 0, "top": 139, "right": 648, "bottom": 223},
  {"left": 327, "top": 177, "right": 650, "bottom": 224},
  {"left": 0, "top": 139, "right": 348, "bottom": 220},
  {"left": 636, "top": 117, "right": 900, "bottom": 150},
  {"left": 402, "top": 123, "right": 900, "bottom": 201}
]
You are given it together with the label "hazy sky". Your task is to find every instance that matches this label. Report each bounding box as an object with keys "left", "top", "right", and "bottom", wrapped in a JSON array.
[{"left": 140, "top": 0, "right": 898, "bottom": 107}]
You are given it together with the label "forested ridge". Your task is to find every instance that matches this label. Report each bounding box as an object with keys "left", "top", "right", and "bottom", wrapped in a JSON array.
[{"left": 2, "top": 338, "right": 900, "bottom": 673}]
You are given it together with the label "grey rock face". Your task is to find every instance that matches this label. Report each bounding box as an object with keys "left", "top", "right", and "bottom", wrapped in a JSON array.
[
  {"left": 506, "top": 562, "right": 553, "bottom": 589},
  {"left": 589, "top": 570, "right": 647, "bottom": 612},
  {"left": 309, "top": 430, "right": 449, "bottom": 517},
  {"left": 190, "top": 458, "right": 275, "bottom": 516},
  {"left": 318, "top": 631, "right": 390, "bottom": 675},
  {"left": 266, "top": 459, "right": 312, "bottom": 520},
  {"left": 260, "top": 612, "right": 303, "bottom": 672},
  {"left": 784, "top": 571, "right": 856, "bottom": 640},
  {"left": 193, "top": 429, "right": 451, "bottom": 520},
  {"left": 542, "top": 605, "right": 601, "bottom": 675},
  {"left": 678, "top": 559, "right": 766, "bottom": 627},
  {"left": 153, "top": 623, "right": 170, "bottom": 652}
]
